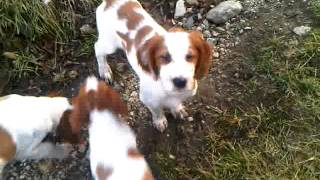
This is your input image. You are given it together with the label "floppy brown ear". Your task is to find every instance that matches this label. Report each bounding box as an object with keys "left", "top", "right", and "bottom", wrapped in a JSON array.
[
  {"left": 55, "top": 109, "right": 81, "bottom": 144},
  {"left": 96, "top": 81, "right": 128, "bottom": 117},
  {"left": 189, "top": 31, "right": 212, "bottom": 79},
  {"left": 137, "top": 35, "right": 163, "bottom": 79},
  {"left": 68, "top": 87, "right": 91, "bottom": 141}
]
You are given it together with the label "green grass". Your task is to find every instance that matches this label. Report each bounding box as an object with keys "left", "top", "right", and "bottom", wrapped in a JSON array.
[
  {"left": 0, "top": 0, "right": 99, "bottom": 79},
  {"left": 152, "top": 152, "right": 181, "bottom": 179},
  {"left": 3, "top": 48, "right": 43, "bottom": 78},
  {"left": 79, "top": 34, "right": 97, "bottom": 57},
  {"left": 310, "top": 0, "right": 320, "bottom": 20},
  {"left": 201, "top": 30, "right": 320, "bottom": 179},
  {"left": 192, "top": 27, "right": 320, "bottom": 179},
  {"left": 0, "top": 0, "right": 65, "bottom": 42}
]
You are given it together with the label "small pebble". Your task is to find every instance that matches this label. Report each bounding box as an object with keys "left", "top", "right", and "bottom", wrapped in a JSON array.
[
  {"left": 187, "top": 117, "right": 194, "bottom": 122},
  {"left": 169, "top": 154, "right": 176, "bottom": 159}
]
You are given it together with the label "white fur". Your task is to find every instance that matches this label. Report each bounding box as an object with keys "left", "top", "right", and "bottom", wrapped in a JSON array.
[
  {"left": 86, "top": 76, "right": 99, "bottom": 92},
  {"left": 89, "top": 110, "right": 150, "bottom": 180},
  {"left": 0, "top": 94, "right": 73, "bottom": 175},
  {"left": 95, "top": 0, "right": 198, "bottom": 132}
]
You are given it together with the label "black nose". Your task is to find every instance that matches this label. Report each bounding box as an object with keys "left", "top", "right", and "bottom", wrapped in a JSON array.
[{"left": 172, "top": 78, "right": 187, "bottom": 89}]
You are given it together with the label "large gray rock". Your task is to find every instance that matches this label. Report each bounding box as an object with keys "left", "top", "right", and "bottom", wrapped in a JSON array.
[
  {"left": 174, "top": 0, "right": 187, "bottom": 18},
  {"left": 206, "top": 1, "right": 243, "bottom": 24},
  {"left": 293, "top": 26, "right": 311, "bottom": 36},
  {"left": 184, "top": 16, "right": 195, "bottom": 29}
]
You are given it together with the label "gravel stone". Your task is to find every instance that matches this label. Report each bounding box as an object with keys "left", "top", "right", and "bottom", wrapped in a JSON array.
[
  {"left": 213, "top": 52, "right": 220, "bottom": 58},
  {"left": 207, "top": 38, "right": 218, "bottom": 46},
  {"left": 174, "top": 0, "right": 187, "bottom": 18},
  {"left": 207, "top": 1, "right": 243, "bottom": 24},
  {"left": 80, "top": 24, "right": 95, "bottom": 34},
  {"left": 293, "top": 26, "right": 311, "bottom": 36},
  {"left": 187, "top": 117, "right": 194, "bottom": 122},
  {"left": 185, "top": 16, "right": 195, "bottom": 29}
]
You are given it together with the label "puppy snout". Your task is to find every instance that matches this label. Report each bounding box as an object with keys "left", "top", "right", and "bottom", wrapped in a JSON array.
[{"left": 172, "top": 77, "right": 187, "bottom": 89}]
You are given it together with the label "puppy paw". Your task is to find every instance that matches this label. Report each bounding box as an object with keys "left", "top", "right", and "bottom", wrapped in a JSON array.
[
  {"left": 104, "top": 65, "right": 113, "bottom": 85},
  {"left": 99, "top": 64, "right": 113, "bottom": 84},
  {"left": 153, "top": 117, "right": 168, "bottom": 133},
  {"left": 171, "top": 105, "right": 188, "bottom": 120}
]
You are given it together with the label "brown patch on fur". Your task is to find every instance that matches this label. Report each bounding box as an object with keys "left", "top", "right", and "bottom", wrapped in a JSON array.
[
  {"left": 55, "top": 109, "right": 81, "bottom": 144},
  {"left": 143, "top": 169, "right": 154, "bottom": 180},
  {"left": 47, "top": 91, "right": 62, "bottom": 97},
  {"left": 117, "top": 31, "right": 133, "bottom": 52},
  {"left": 127, "top": 147, "right": 143, "bottom": 159},
  {"left": 134, "top": 26, "right": 153, "bottom": 48},
  {"left": 118, "top": 1, "right": 143, "bottom": 30},
  {"left": 137, "top": 35, "right": 167, "bottom": 79},
  {"left": 188, "top": 31, "right": 212, "bottom": 79},
  {"left": 95, "top": 81, "right": 128, "bottom": 114},
  {"left": 168, "top": 27, "right": 185, "bottom": 32},
  {"left": 0, "top": 127, "right": 16, "bottom": 162},
  {"left": 96, "top": 164, "right": 113, "bottom": 180},
  {"left": 69, "top": 79, "right": 128, "bottom": 136},
  {"left": 104, "top": 0, "right": 116, "bottom": 10}
]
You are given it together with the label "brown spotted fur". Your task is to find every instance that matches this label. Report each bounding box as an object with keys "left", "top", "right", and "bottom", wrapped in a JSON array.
[
  {"left": 188, "top": 31, "right": 212, "bottom": 79},
  {"left": 0, "top": 127, "right": 16, "bottom": 162},
  {"left": 127, "top": 147, "right": 143, "bottom": 159},
  {"left": 69, "top": 80, "right": 128, "bottom": 138},
  {"left": 104, "top": 0, "right": 116, "bottom": 10},
  {"left": 118, "top": 1, "right": 143, "bottom": 30}
]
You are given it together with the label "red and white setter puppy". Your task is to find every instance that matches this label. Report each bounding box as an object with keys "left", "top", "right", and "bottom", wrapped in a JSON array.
[
  {"left": 69, "top": 76, "right": 154, "bottom": 180},
  {"left": 95, "top": 0, "right": 212, "bottom": 132},
  {"left": 0, "top": 94, "right": 79, "bottom": 178}
]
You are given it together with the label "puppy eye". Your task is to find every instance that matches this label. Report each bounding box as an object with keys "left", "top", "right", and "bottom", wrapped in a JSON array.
[
  {"left": 186, "top": 54, "right": 193, "bottom": 62},
  {"left": 160, "top": 53, "right": 172, "bottom": 63}
]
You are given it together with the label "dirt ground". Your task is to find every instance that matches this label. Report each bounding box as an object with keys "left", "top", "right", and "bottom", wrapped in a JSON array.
[{"left": 2, "top": 0, "right": 318, "bottom": 179}]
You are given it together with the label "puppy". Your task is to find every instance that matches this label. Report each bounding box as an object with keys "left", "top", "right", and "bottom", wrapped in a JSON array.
[
  {"left": 0, "top": 94, "right": 77, "bottom": 177},
  {"left": 95, "top": 0, "right": 212, "bottom": 132},
  {"left": 68, "top": 76, "right": 154, "bottom": 180}
]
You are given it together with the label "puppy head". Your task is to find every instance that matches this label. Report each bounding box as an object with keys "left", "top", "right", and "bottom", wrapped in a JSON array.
[
  {"left": 67, "top": 76, "right": 128, "bottom": 141},
  {"left": 138, "top": 28, "right": 212, "bottom": 94}
]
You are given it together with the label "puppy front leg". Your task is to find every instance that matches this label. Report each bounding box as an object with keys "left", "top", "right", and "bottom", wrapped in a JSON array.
[
  {"left": 150, "top": 107, "right": 168, "bottom": 132},
  {"left": 170, "top": 104, "right": 189, "bottom": 120},
  {"left": 140, "top": 91, "right": 168, "bottom": 132},
  {"left": 95, "top": 40, "right": 116, "bottom": 84}
]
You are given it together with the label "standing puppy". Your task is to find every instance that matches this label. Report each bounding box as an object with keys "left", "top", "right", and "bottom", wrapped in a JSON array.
[
  {"left": 69, "top": 77, "right": 154, "bottom": 180},
  {"left": 95, "top": 0, "right": 212, "bottom": 132},
  {"left": 0, "top": 94, "right": 77, "bottom": 177}
]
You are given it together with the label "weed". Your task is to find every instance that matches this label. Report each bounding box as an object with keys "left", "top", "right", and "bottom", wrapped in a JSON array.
[
  {"left": 5, "top": 49, "right": 43, "bottom": 78},
  {"left": 50, "top": 0, "right": 99, "bottom": 39},
  {"left": 79, "top": 34, "right": 97, "bottom": 57},
  {"left": 0, "top": 0, "right": 100, "bottom": 80},
  {"left": 0, "top": 0, "right": 65, "bottom": 42},
  {"left": 310, "top": 0, "right": 320, "bottom": 20},
  {"left": 152, "top": 152, "right": 180, "bottom": 179}
]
